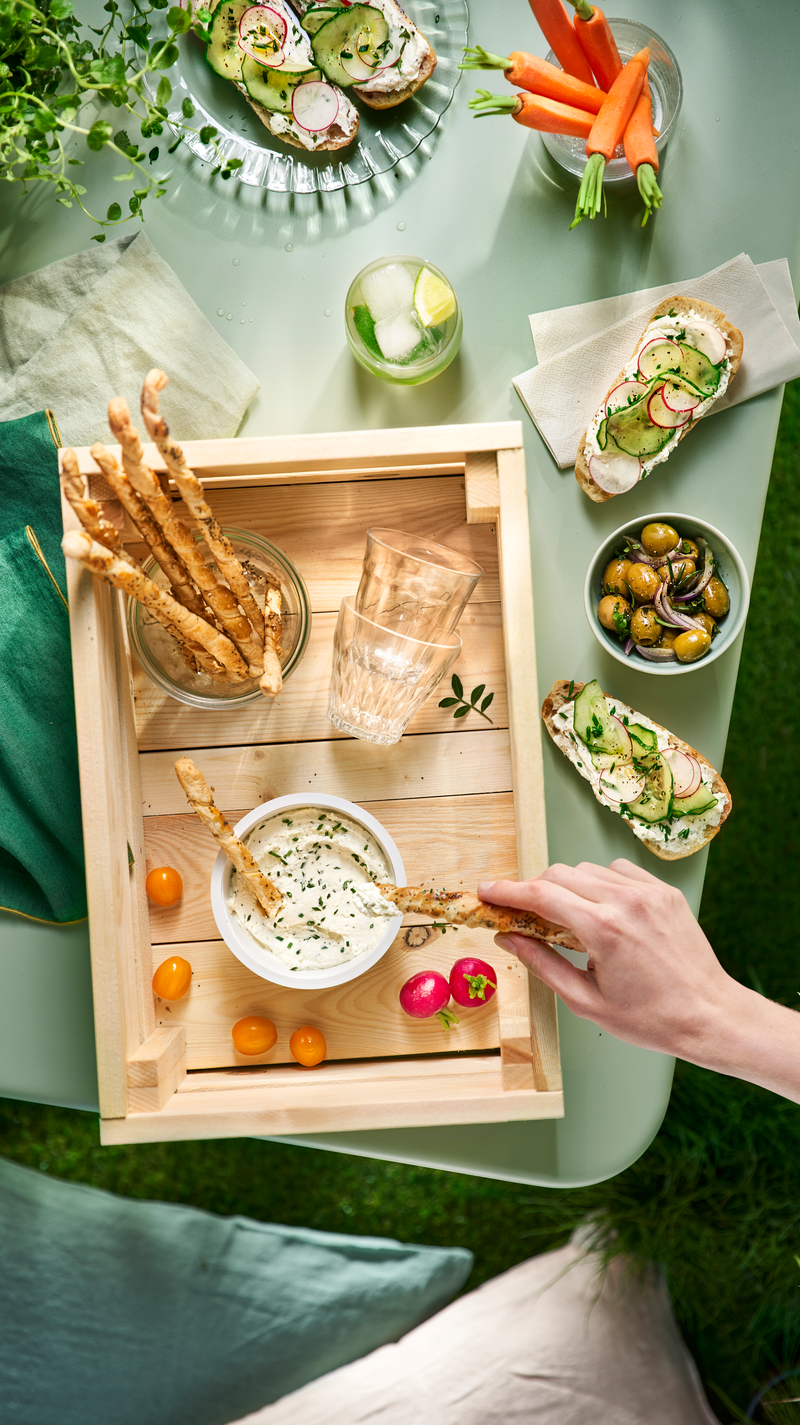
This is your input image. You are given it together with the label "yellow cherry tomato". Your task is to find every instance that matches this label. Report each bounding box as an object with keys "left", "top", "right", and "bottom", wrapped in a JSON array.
[
  {"left": 145, "top": 865, "right": 183, "bottom": 906},
  {"left": 289, "top": 1025, "right": 327, "bottom": 1068},
  {"left": 152, "top": 956, "right": 192, "bottom": 1001},
  {"left": 232, "top": 1016, "right": 278, "bottom": 1056}
]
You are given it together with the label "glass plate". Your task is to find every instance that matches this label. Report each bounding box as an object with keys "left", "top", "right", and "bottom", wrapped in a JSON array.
[{"left": 141, "top": 0, "right": 468, "bottom": 195}]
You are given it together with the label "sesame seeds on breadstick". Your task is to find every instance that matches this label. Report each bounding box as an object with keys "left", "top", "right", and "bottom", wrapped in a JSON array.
[{"left": 174, "top": 757, "right": 282, "bottom": 917}]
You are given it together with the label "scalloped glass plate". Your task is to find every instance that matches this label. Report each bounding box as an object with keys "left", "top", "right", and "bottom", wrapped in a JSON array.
[{"left": 141, "top": 0, "right": 468, "bottom": 194}]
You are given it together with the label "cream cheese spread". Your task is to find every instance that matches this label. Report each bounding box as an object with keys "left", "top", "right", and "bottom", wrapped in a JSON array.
[
  {"left": 227, "top": 807, "right": 396, "bottom": 970},
  {"left": 360, "top": 23, "right": 429, "bottom": 95},
  {"left": 552, "top": 697, "right": 727, "bottom": 855},
  {"left": 586, "top": 311, "right": 734, "bottom": 478}
]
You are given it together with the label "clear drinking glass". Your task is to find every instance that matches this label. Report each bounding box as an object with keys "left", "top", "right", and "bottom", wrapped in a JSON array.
[
  {"left": 356, "top": 528, "right": 484, "bottom": 641},
  {"left": 328, "top": 596, "right": 462, "bottom": 745},
  {"left": 345, "top": 256, "right": 462, "bottom": 386}
]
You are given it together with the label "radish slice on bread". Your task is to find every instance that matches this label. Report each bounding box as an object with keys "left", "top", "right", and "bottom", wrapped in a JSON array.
[
  {"left": 292, "top": 79, "right": 340, "bottom": 130},
  {"left": 663, "top": 747, "right": 702, "bottom": 798},
  {"left": 588, "top": 449, "right": 641, "bottom": 495},
  {"left": 238, "top": 4, "right": 288, "bottom": 64},
  {"left": 647, "top": 383, "right": 692, "bottom": 430},
  {"left": 638, "top": 338, "right": 682, "bottom": 381},
  {"left": 606, "top": 379, "right": 645, "bottom": 416},
  {"left": 683, "top": 319, "right": 727, "bottom": 364},
  {"left": 661, "top": 379, "right": 700, "bottom": 414}
]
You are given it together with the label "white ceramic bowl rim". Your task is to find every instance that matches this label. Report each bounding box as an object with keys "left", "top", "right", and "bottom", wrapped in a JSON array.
[
  {"left": 584, "top": 512, "right": 751, "bottom": 676},
  {"left": 210, "top": 793, "right": 406, "bottom": 989}
]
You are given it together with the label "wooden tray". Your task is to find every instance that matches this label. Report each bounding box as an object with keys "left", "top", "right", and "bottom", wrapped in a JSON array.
[{"left": 64, "top": 422, "right": 563, "bottom": 1144}]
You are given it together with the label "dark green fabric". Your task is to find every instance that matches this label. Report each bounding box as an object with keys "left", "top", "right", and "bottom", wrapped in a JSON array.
[
  {"left": 0, "top": 412, "right": 86, "bottom": 922},
  {"left": 0, "top": 1155, "right": 473, "bottom": 1425}
]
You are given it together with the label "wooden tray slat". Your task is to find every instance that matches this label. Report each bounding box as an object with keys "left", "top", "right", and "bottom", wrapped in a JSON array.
[
  {"left": 149, "top": 930, "right": 534, "bottom": 1070},
  {"left": 145, "top": 792, "right": 518, "bottom": 946},
  {"left": 133, "top": 604, "right": 508, "bottom": 752}
]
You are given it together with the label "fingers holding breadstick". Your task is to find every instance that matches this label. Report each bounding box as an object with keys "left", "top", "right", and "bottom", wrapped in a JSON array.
[
  {"left": 107, "top": 398, "right": 265, "bottom": 677},
  {"left": 376, "top": 886, "right": 586, "bottom": 954},
  {"left": 62, "top": 529, "right": 250, "bottom": 681},
  {"left": 141, "top": 370, "right": 268, "bottom": 648},
  {"left": 174, "top": 757, "right": 282, "bottom": 917}
]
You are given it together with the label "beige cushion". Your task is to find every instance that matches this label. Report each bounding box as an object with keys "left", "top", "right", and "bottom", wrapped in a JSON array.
[{"left": 227, "top": 1234, "right": 720, "bottom": 1425}]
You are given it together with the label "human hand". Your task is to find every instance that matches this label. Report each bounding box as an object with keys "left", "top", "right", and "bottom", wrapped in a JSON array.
[{"left": 478, "top": 860, "right": 743, "bottom": 1062}]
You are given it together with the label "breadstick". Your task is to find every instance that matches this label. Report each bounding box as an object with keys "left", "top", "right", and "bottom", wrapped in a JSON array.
[
  {"left": 60, "top": 449, "right": 131, "bottom": 558},
  {"left": 140, "top": 371, "right": 283, "bottom": 699},
  {"left": 89, "top": 443, "right": 209, "bottom": 622},
  {"left": 107, "top": 398, "right": 265, "bottom": 678},
  {"left": 377, "top": 886, "right": 586, "bottom": 954},
  {"left": 174, "top": 758, "right": 282, "bottom": 917},
  {"left": 62, "top": 530, "right": 250, "bottom": 681}
]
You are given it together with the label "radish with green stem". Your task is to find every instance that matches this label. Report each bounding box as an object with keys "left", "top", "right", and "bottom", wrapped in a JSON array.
[
  {"left": 449, "top": 958, "right": 497, "bottom": 1008},
  {"left": 399, "top": 971, "right": 460, "bottom": 1029}
]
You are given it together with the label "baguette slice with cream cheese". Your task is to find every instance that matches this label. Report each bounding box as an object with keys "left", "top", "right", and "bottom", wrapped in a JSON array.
[{"left": 542, "top": 679, "right": 732, "bottom": 861}]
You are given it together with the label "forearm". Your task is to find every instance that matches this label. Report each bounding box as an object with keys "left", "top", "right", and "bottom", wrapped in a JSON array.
[{"left": 683, "top": 979, "right": 800, "bottom": 1103}]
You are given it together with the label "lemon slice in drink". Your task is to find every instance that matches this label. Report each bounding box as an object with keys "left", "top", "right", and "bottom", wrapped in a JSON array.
[{"left": 413, "top": 267, "right": 456, "bottom": 328}]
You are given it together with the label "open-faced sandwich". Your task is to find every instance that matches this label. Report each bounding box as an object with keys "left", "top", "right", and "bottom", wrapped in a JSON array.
[
  {"left": 205, "top": 0, "right": 360, "bottom": 151},
  {"left": 576, "top": 297, "right": 744, "bottom": 502},
  {"left": 294, "top": 1, "right": 437, "bottom": 109},
  {"left": 542, "top": 679, "right": 731, "bottom": 860}
]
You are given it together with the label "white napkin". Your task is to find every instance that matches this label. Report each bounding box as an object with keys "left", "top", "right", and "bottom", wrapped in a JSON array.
[
  {"left": 513, "top": 253, "right": 800, "bottom": 469},
  {"left": 0, "top": 231, "right": 260, "bottom": 446}
]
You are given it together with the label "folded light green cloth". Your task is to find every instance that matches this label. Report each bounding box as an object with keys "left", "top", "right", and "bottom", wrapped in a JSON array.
[
  {"left": 0, "top": 411, "right": 86, "bottom": 923},
  {"left": 0, "top": 231, "right": 260, "bottom": 446},
  {"left": 0, "top": 1155, "right": 473, "bottom": 1425}
]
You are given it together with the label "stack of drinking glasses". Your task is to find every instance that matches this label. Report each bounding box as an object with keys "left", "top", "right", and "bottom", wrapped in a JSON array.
[{"left": 328, "top": 529, "right": 485, "bottom": 745}]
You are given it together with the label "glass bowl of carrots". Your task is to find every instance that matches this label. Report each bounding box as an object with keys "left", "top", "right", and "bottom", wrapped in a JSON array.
[{"left": 541, "top": 18, "right": 682, "bottom": 182}]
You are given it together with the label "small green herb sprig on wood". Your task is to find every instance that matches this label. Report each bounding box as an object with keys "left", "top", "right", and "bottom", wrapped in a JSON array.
[
  {"left": 439, "top": 674, "right": 494, "bottom": 723},
  {"left": 0, "top": 0, "right": 241, "bottom": 240}
]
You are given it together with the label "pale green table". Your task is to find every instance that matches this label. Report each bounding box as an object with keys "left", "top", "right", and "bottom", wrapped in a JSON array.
[{"left": 1, "top": 0, "right": 797, "bottom": 1185}]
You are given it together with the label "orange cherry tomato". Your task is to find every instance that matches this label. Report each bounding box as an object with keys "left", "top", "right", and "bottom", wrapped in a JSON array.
[
  {"left": 289, "top": 1025, "right": 327, "bottom": 1068},
  {"left": 145, "top": 865, "right": 183, "bottom": 907},
  {"left": 152, "top": 956, "right": 192, "bottom": 1001},
  {"left": 232, "top": 1016, "right": 278, "bottom": 1056}
]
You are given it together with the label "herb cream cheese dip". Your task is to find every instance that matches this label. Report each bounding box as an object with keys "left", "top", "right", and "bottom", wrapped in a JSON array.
[{"left": 227, "top": 807, "right": 396, "bottom": 971}]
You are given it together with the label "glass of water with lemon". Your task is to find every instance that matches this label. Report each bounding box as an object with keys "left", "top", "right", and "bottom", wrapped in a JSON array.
[{"left": 345, "top": 256, "right": 462, "bottom": 385}]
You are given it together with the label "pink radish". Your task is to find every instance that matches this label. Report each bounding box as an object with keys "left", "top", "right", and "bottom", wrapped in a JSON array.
[
  {"left": 661, "top": 379, "right": 700, "bottom": 414},
  {"left": 599, "top": 765, "right": 645, "bottom": 805},
  {"left": 647, "top": 383, "right": 691, "bottom": 431},
  {"left": 238, "top": 5, "right": 287, "bottom": 64},
  {"left": 399, "top": 970, "right": 459, "bottom": 1029},
  {"left": 664, "top": 748, "right": 702, "bottom": 798},
  {"left": 682, "top": 319, "right": 726, "bottom": 364},
  {"left": 341, "top": 50, "right": 377, "bottom": 82},
  {"left": 292, "top": 80, "right": 339, "bottom": 131},
  {"left": 588, "top": 449, "right": 641, "bottom": 495},
  {"left": 449, "top": 957, "right": 497, "bottom": 1008},
  {"left": 606, "top": 379, "right": 646, "bottom": 416},
  {"left": 638, "top": 338, "right": 682, "bottom": 382}
]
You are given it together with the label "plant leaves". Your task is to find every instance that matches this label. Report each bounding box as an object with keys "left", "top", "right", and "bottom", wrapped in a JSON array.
[
  {"left": 49, "top": 0, "right": 75, "bottom": 16},
  {"left": 480, "top": 692, "right": 494, "bottom": 712},
  {"left": 86, "top": 119, "right": 112, "bottom": 151},
  {"left": 438, "top": 697, "right": 458, "bottom": 707},
  {"left": 453, "top": 705, "right": 470, "bottom": 718},
  {"left": 167, "top": 4, "right": 193, "bottom": 32},
  {"left": 105, "top": 201, "right": 121, "bottom": 220},
  {"left": 451, "top": 673, "right": 463, "bottom": 700},
  {"left": 470, "top": 683, "right": 485, "bottom": 705},
  {"left": 181, "top": 96, "right": 195, "bottom": 118},
  {"left": 88, "top": 54, "right": 126, "bottom": 86},
  {"left": 156, "top": 76, "right": 172, "bottom": 107},
  {"left": 151, "top": 40, "right": 179, "bottom": 69},
  {"left": 199, "top": 124, "right": 218, "bottom": 144}
]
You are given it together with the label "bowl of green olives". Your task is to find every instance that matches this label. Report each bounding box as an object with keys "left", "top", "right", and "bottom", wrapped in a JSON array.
[{"left": 584, "top": 513, "right": 750, "bottom": 676}]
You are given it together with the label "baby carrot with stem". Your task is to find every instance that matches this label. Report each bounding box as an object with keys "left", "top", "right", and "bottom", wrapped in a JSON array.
[
  {"left": 624, "top": 87, "right": 663, "bottom": 226},
  {"left": 564, "top": 0, "right": 622, "bottom": 91},
  {"left": 570, "top": 46, "right": 649, "bottom": 229},
  {"left": 527, "top": 0, "right": 596, "bottom": 87},
  {"left": 460, "top": 45, "right": 606, "bottom": 112},
  {"left": 470, "top": 89, "right": 595, "bottom": 140}
]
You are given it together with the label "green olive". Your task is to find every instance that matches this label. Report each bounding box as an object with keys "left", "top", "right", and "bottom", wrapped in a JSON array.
[
  {"left": 703, "top": 576, "right": 730, "bottom": 619},
  {"left": 658, "top": 626, "right": 679, "bottom": 650},
  {"left": 680, "top": 538, "right": 700, "bottom": 560},
  {"left": 658, "top": 556, "right": 696, "bottom": 587},
  {"left": 673, "top": 629, "right": 712, "bottom": 663},
  {"left": 693, "top": 610, "right": 717, "bottom": 638},
  {"left": 630, "top": 606, "right": 660, "bottom": 646},
  {"left": 602, "top": 556, "right": 632, "bottom": 597},
  {"left": 640, "top": 522, "right": 680, "bottom": 557},
  {"left": 598, "top": 594, "right": 631, "bottom": 632},
  {"left": 626, "top": 562, "right": 662, "bottom": 603}
]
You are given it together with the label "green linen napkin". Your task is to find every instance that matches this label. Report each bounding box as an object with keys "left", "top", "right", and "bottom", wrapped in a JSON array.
[{"left": 0, "top": 411, "right": 87, "bottom": 924}]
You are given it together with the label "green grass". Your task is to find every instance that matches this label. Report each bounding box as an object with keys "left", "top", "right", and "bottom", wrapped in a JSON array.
[{"left": 3, "top": 382, "right": 800, "bottom": 1421}]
